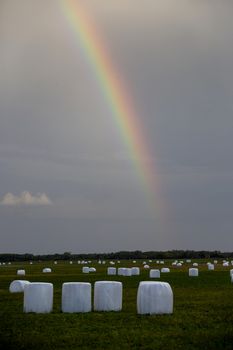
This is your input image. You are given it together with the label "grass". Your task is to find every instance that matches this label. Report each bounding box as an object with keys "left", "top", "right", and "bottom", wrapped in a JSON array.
[{"left": 0, "top": 260, "right": 232, "bottom": 350}]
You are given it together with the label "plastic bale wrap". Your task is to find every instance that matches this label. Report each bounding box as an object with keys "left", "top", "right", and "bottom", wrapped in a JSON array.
[
  {"left": 131, "top": 267, "right": 140, "bottom": 276},
  {"left": 123, "top": 268, "right": 132, "bottom": 276},
  {"left": 149, "top": 269, "right": 160, "bottom": 278},
  {"left": 208, "top": 264, "right": 214, "bottom": 270},
  {"left": 137, "top": 281, "right": 173, "bottom": 315},
  {"left": 193, "top": 263, "right": 198, "bottom": 267},
  {"left": 42, "top": 268, "right": 52, "bottom": 273},
  {"left": 107, "top": 267, "right": 116, "bottom": 275},
  {"left": 118, "top": 268, "right": 125, "bottom": 276},
  {"left": 94, "top": 281, "right": 122, "bottom": 311},
  {"left": 189, "top": 268, "right": 199, "bottom": 277},
  {"left": 161, "top": 268, "right": 170, "bottom": 273},
  {"left": 230, "top": 269, "right": 233, "bottom": 277},
  {"left": 17, "top": 270, "right": 26, "bottom": 276},
  {"left": 144, "top": 265, "right": 150, "bottom": 269},
  {"left": 89, "top": 267, "right": 96, "bottom": 272},
  {"left": 62, "top": 282, "right": 91, "bottom": 313},
  {"left": 82, "top": 266, "right": 89, "bottom": 273},
  {"left": 24, "top": 282, "right": 53, "bottom": 313},
  {"left": 9, "top": 280, "right": 30, "bottom": 293}
]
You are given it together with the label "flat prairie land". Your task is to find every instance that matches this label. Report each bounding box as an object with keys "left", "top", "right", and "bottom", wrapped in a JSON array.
[{"left": 0, "top": 260, "right": 232, "bottom": 350}]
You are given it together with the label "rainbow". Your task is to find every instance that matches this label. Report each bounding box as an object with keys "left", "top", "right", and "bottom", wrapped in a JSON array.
[{"left": 60, "top": 0, "right": 160, "bottom": 213}]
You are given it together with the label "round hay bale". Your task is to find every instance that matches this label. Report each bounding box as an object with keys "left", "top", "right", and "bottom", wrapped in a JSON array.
[
  {"left": 149, "top": 269, "right": 160, "bottom": 278},
  {"left": 24, "top": 282, "right": 53, "bottom": 313},
  {"left": 144, "top": 265, "right": 150, "bottom": 269},
  {"left": 107, "top": 267, "right": 116, "bottom": 275},
  {"left": 131, "top": 267, "right": 140, "bottom": 275},
  {"left": 89, "top": 267, "right": 96, "bottom": 272},
  {"left": 17, "top": 269, "right": 26, "bottom": 276},
  {"left": 82, "top": 266, "right": 89, "bottom": 273},
  {"left": 62, "top": 282, "right": 91, "bottom": 313},
  {"left": 193, "top": 263, "right": 198, "bottom": 267},
  {"left": 42, "top": 268, "right": 52, "bottom": 273},
  {"left": 117, "top": 267, "right": 124, "bottom": 275},
  {"left": 208, "top": 264, "right": 214, "bottom": 270},
  {"left": 9, "top": 280, "right": 30, "bottom": 293},
  {"left": 137, "top": 281, "right": 173, "bottom": 315},
  {"left": 229, "top": 269, "right": 233, "bottom": 276},
  {"left": 94, "top": 281, "right": 122, "bottom": 311},
  {"left": 161, "top": 268, "right": 170, "bottom": 273},
  {"left": 123, "top": 268, "right": 132, "bottom": 276},
  {"left": 189, "top": 268, "right": 199, "bottom": 277}
]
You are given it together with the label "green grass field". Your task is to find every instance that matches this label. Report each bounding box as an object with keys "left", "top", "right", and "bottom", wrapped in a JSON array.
[{"left": 0, "top": 260, "right": 232, "bottom": 350}]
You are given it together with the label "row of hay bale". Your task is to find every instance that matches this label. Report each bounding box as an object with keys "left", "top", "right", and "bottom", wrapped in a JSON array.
[
  {"left": 10, "top": 280, "right": 173, "bottom": 315},
  {"left": 16, "top": 268, "right": 52, "bottom": 276},
  {"left": 107, "top": 267, "right": 171, "bottom": 276}
]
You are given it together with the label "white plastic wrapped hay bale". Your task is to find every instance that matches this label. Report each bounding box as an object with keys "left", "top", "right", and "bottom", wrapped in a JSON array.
[
  {"left": 223, "top": 262, "right": 229, "bottom": 267},
  {"left": 189, "top": 268, "right": 199, "bottom": 277},
  {"left": 137, "top": 281, "right": 173, "bottom": 315},
  {"left": 42, "top": 268, "right": 52, "bottom": 273},
  {"left": 17, "top": 269, "right": 26, "bottom": 276},
  {"left": 107, "top": 267, "right": 116, "bottom": 275},
  {"left": 214, "top": 260, "right": 218, "bottom": 264},
  {"left": 94, "top": 281, "right": 122, "bottom": 311},
  {"left": 89, "top": 267, "right": 96, "bottom": 272},
  {"left": 131, "top": 267, "right": 140, "bottom": 276},
  {"left": 193, "top": 263, "right": 198, "bottom": 267},
  {"left": 24, "top": 282, "right": 53, "bottom": 313},
  {"left": 123, "top": 268, "right": 132, "bottom": 276},
  {"left": 144, "top": 265, "right": 150, "bottom": 269},
  {"left": 208, "top": 264, "right": 214, "bottom": 271},
  {"left": 133, "top": 260, "right": 137, "bottom": 264},
  {"left": 110, "top": 261, "right": 115, "bottom": 265},
  {"left": 69, "top": 261, "right": 73, "bottom": 264},
  {"left": 82, "top": 266, "right": 89, "bottom": 273},
  {"left": 230, "top": 269, "right": 233, "bottom": 277},
  {"left": 186, "top": 259, "right": 191, "bottom": 263},
  {"left": 9, "top": 280, "right": 30, "bottom": 293},
  {"left": 176, "top": 263, "right": 182, "bottom": 267},
  {"left": 118, "top": 267, "right": 125, "bottom": 276},
  {"left": 149, "top": 269, "right": 160, "bottom": 278},
  {"left": 161, "top": 268, "right": 170, "bottom": 273},
  {"left": 62, "top": 282, "right": 91, "bottom": 313}
]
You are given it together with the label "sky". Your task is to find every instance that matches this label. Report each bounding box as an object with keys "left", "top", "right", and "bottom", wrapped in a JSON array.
[{"left": 0, "top": 0, "right": 233, "bottom": 254}]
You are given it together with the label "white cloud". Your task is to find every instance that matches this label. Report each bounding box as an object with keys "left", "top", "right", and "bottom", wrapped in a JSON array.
[{"left": 0, "top": 191, "right": 52, "bottom": 206}]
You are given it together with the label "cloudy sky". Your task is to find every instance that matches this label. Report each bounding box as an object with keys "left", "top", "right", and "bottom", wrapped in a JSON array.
[{"left": 0, "top": 0, "right": 233, "bottom": 254}]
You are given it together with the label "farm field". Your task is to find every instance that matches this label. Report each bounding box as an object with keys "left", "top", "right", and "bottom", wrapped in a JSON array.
[{"left": 0, "top": 260, "right": 232, "bottom": 350}]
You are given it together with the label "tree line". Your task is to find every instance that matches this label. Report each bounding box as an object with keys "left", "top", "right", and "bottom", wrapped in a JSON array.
[{"left": 0, "top": 250, "right": 232, "bottom": 262}]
